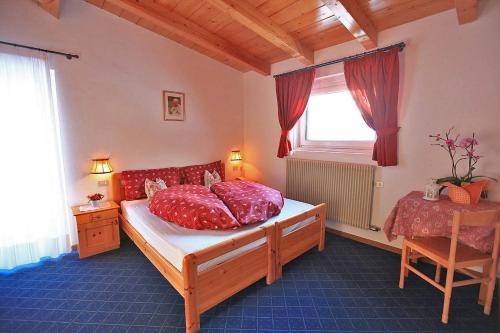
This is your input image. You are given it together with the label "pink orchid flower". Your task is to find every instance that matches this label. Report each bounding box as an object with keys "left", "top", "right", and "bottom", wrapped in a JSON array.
[{"left": 459, "top": 137, "right": 478, "bottom": 148}]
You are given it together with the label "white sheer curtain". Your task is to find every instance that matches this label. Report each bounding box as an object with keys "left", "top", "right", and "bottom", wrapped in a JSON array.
[{"left": 0, "top": 46, "right": 71, "bottom": 270}]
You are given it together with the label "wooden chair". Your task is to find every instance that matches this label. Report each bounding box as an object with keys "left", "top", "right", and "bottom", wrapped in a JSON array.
[{"left": 399, "top": 209, "right": 500, "bottom": 324}]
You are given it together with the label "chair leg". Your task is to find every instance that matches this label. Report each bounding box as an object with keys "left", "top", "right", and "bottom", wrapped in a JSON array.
[
  {"left": 478, "top": 264, "right": 490, "bottom": 305},
  {"left": 404, "top": 244, "right": 410, "bottom": 277},
  {"left": 434, "top": 263, "right": 442, "bottom": 283},
  {"left": 441, "top": 266, "right": 455, "bottom": 324},
  {"left": 483, "top": 263, "right": 497, "bottom": 315},
  {"left": 399, "top": 242, "right": 408, "bottom": 289},
  {"left": 411, "top": 249, "right": 419, "bottom": 264}
]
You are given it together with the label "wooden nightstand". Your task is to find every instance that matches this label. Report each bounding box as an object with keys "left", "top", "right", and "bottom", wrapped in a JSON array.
[{"left": 71, "top": 201, "right": 120, "bottom": 259}]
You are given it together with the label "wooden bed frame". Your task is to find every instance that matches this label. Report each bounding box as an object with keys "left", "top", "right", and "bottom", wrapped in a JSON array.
[{"left": 112, "top": 172, "right": 326, "bottom": 332}]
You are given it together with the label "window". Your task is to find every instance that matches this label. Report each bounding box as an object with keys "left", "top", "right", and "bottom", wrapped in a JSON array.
[
  {"left": 295, "top": 70, "right": 375, "bottom": 153},
  {"left": 0, "top": 47, "right": 71, "bottom": 270}
]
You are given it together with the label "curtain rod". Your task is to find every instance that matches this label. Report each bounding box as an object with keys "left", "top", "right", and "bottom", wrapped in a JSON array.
[
  {"left": 273, "top": 42, "right": 405, "bottom": 78},
  {"left": 0, "top": 40, "right": 79, "bottom": 60}
]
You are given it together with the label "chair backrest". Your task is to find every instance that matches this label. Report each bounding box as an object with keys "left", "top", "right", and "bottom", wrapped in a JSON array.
[
  {"left": 454, "top": 209, "right": 500, "bottom": 227},
  {"left": 449, "top": 209, "right": 500, "bottom": 262}
]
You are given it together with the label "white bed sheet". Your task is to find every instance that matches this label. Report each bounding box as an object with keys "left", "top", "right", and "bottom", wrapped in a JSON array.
[{"left": 121, "top": 198, "right": 316, "bottom": 272}]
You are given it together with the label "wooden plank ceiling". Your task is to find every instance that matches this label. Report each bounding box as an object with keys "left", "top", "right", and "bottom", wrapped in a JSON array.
[
  {"left": 33, "top": 0, "right": 60, "bottom": 17},
  {"left": 61, "top": 0, "right": 478, "bottom": 75}
]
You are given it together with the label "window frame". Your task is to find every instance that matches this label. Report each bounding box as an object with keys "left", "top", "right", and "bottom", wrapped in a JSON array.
[{"left": 296, "top": 113, "right": 374, "bottom": 154}]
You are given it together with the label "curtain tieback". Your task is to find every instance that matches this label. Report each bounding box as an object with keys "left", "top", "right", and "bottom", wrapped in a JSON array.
[{"left": 376, "top": 127, "right": 399, "bottom": 138}]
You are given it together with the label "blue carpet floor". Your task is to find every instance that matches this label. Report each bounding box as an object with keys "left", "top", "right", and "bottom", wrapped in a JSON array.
[{"left": 0, "top": 233, "right": 498, "bottom": 333}]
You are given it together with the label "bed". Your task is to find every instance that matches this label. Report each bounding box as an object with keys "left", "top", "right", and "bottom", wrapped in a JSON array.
[{"left": 112, "top": 172, "right": 326, "bottom": 333}]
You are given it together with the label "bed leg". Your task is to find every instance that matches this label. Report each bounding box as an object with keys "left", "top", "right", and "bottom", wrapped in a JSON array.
[
  {"left": 275, "top": 224, "right": 283, "bottom": 280},
  {"left": 266, "top": 225, "right": 276, "bottom": 285},
  {"left": 183, "top": 254, "right": 200, "bottom": 333},
  {"left": 318, "top": 204, "right": 326, "bottom": 252}
]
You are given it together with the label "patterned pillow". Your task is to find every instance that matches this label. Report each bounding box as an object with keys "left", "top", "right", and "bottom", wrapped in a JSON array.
[
  {"left": 182, "top": 160, "right": 225, "bottom": 185},
  {"left": 149, "top": 185, "right": 240, "bottom": 230},
  {"left": 211, "top": 181, "right": 284, "bottom": 225},
  {"left": 204, "top": 170, "right": 221, "bottom": 188},
  {"left": 145, "top": 178, "right": 167, "bottom": 199},
  {"left": 122, "top": 167, "right": 181, "bottom": 200}
]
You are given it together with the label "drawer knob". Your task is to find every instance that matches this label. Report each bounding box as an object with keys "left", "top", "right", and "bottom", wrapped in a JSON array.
[
  {"left": 99, "top": 232, "right": 102, "bottom": 235},
  {"left": 92, "top": 234, "right": 96, "bottom": 237}
]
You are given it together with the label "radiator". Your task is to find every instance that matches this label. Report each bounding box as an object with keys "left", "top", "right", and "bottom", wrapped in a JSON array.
[{"left": 286, "top": 158, "right": 375, "bottom": 229}]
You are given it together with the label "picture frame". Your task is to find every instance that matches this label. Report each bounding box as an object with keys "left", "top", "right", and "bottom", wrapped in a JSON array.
[{"left": 163, "top": 90, "right": 185, "bottom": 121}]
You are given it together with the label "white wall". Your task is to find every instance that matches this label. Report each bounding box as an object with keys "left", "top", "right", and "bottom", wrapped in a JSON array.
[
  {"left": 243, "top": 0, "right": 500, "bottom": 249},
  {"left": 0, "top": 0, "right": 244, "bottom": 243}
]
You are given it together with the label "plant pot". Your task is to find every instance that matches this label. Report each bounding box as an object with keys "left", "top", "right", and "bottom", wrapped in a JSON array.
[
  {"left": 441, "top": 181, "right": 489, "bottom": 204},
  {"left": 90, "top": 200, "right": 100, "bottom": 208}
]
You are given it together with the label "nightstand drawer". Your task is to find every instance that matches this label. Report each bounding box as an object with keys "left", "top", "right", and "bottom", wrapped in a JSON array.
[
  {"left": 90, "top": 209, "right": 118, "bottom": 222},
  {"left": 76, "top": 209, "right": 118, "bottom": 225}
]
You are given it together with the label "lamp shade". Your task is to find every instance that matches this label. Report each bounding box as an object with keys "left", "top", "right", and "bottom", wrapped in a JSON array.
[
  {"left": 90, "top": 158, "right": 113, "bottom": 174},
  {"left": 230, "top": 150, "right": 242, "bottom": 161}
]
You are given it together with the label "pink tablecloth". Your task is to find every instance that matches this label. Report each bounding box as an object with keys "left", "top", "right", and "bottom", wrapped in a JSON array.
[{"left": 384, "top": 191, "right": 500, "bottom": 253}]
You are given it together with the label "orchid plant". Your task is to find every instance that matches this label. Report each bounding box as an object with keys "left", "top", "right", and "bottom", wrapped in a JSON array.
[{"left": 429, "top": 128, "right": 496, "bottom": 186}]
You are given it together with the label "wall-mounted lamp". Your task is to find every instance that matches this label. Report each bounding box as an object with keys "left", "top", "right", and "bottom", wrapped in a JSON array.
[
  {"left": 90, "top": 158, "right": 113, "bottom": 174},
  {"left": 230, "top": 150, "right": 242, "bottom": 162}
]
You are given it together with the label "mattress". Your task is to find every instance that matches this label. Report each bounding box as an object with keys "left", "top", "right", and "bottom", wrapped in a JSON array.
[{"left": 121, "top": 198, "right": 316, "bottom": 272}]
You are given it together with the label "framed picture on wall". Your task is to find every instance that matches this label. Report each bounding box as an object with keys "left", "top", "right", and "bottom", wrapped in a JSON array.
[{"left": 163, "top": 90, "right": 185, "bottom": 121}]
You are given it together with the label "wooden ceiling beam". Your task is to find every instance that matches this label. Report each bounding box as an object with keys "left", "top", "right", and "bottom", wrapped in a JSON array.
[
  {"left": 32, "top": 0, "right": 60, "bottom": 18},
  {"left": 107, "top": 0, "right": 270, "bottom": 75},
  {"left": 206, "top": 0, "right": 314, "bottom": 65},
  {"left": 455, "top": 0, "right": 479, "bottom": 25},
  {"left": 322, "top": 0, "right": 377, "bottom": 49}
]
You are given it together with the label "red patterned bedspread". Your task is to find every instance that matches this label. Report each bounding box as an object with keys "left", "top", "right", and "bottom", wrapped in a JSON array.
[
  {"left": 384, "top": 191, "right": 500, "bottom": 253},
  {"left": 211, "top": 181, "right": 284, "bottom": 225},
  {"left": 149, "top": 185, "right": 240, "bottom": 230}
]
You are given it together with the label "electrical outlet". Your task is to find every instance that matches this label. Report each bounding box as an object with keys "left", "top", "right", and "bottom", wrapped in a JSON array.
[
  {"left": 375, "top": 181, "right": 384, "bottom": 188},
  {"left": 97, "top": 180, "right": 109, "bottom": 187}
]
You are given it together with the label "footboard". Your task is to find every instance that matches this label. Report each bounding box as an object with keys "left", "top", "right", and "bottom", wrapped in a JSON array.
[
  {"left": 275, "top": 203, "right": 326, "bottom": 279},
  {"left": 183, "top": 224, "right": 276, "bottom": 333}
]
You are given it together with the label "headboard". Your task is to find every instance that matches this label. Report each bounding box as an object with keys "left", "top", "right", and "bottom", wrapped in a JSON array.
[
  {"left": 111, "top": 172, "right": 125, "bottom": 204},
  {"left": 111, "top": 161, "right": 226, "bottom": 204}
]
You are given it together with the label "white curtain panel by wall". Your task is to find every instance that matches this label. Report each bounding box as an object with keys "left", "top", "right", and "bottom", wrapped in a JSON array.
[{"left": 0, "top": 46, "right": 71, "bottom": 270}]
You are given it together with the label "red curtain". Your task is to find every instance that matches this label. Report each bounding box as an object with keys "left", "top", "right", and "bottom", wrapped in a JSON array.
[
  {"left": 344, "top": 48, "right": 400, "bottom": 166},
  {"left": 275, "top": 69, "right": 316, "bottom": 158}
]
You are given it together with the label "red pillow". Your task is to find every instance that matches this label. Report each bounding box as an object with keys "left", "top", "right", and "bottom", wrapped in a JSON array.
[
  {"left": 211, "top": 181, "right": 284, "bottom": 225},
  {"left": 182, "top": 160, "right": 225, "bottom": 185},
  {"left": 149, "top": 185, "right": 240, "bottom": 230},
  {"left": 122, "top": 168, "right": 181, "bottom": 201}
]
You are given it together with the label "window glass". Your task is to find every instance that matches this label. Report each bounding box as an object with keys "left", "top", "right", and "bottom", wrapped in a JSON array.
[{"left": 306, "top": 91, "right": 375, "bottom": 142}]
